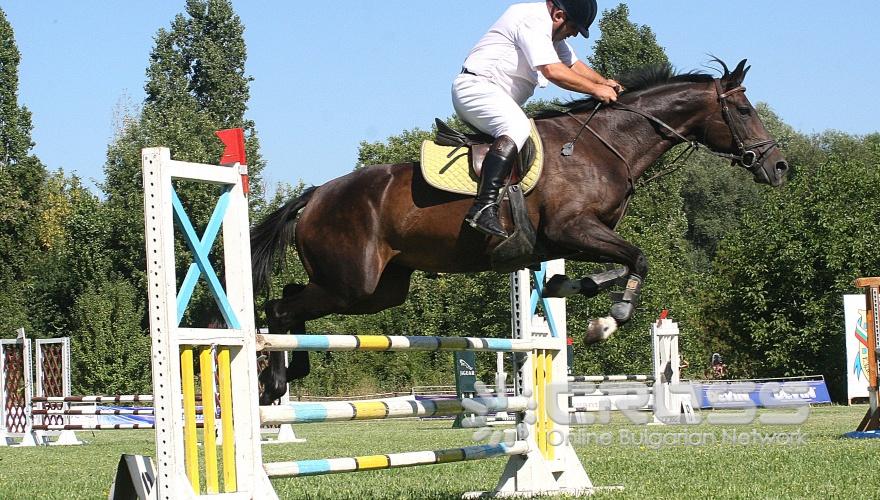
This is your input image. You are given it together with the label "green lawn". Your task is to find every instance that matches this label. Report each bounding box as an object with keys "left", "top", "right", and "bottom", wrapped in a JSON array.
[{"left": 0, "top": 405, "right": 876, "bottom": 499}]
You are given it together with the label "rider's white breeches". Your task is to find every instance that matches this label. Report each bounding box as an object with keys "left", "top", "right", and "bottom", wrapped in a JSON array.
[{"left": 451, "top": 74, "right": 531, "bottom": 151}]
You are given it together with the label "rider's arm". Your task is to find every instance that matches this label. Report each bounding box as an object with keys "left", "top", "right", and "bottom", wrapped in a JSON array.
[
  {"left": 538, "top": 62, "right": 618, "bottom": 103},
  {"left": 570, "top": 60, "right": 622, "bottom": 91}
]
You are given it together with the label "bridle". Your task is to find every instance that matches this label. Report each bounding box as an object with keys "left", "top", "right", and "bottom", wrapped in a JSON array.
[
  {"left": 562, "top": 78, "right": 779, "bottom": 191},
  {"left": 711, "top": 79, "right": 778, "bottom": 172},
  {"left": 561, "top": 78, "right": 779, "bottom": 228}
]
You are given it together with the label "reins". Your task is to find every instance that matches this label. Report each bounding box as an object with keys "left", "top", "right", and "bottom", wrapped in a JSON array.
[{"left": 558, "top": 78, "right": 777, "bottom": 229}]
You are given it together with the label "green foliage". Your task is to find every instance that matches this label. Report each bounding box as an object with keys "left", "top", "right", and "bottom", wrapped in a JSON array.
[
  {"left": 704, "top": 131, "right": 880, "bottom": 398},
  {"left": 681, "top": 104, "right": 799, "bottom": 265},
  {"left": 70, "top": 278, "right": 151, "bottom": 395},
  {"left": 357, "top": 128, "right": 433, "bottom": 168},
  {"left": 27, "top": 172, "right": 115, "bottom": 337},
  {"left": 101, "top": 0, "right": 264, "bottom": 335},
  {"left": 589, "top": 4, "right": 669, "bottom": 78},
  {"left": 0, "top": 7, "right": 48, "bottom": 337}
]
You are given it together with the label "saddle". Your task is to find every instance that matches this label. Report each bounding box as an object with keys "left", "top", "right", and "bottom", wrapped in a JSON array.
[
  {"left": 433, "top": 119, "right": 536, "bottom": 182},
  {"left": 420, "top": 119, "right": 544, "bottom": 196},
  {"left": 420, "top": 120, "right": 546, "bottom": 273}
]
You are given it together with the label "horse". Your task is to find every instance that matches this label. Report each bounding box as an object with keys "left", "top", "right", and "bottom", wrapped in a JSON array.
[{"left": 251, "top": 59, "right": 788, "bottom": 404}]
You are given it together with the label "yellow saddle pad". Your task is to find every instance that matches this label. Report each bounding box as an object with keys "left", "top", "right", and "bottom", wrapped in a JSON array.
[{"left": 420, "top": 120, "right": 543, "bottom": 196}]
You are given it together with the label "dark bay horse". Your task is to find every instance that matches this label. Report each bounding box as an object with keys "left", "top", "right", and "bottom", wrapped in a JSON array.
[{"left": 251, "top": 59, "right": 788, "bottom": 404}]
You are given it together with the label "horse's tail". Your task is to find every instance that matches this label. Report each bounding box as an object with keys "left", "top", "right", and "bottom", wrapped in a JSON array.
[{"left": 251, "top": 186, "right": 319, "bottom": 293}]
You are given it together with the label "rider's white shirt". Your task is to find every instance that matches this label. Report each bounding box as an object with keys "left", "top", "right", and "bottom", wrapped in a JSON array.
[{"left": 461, "top": 2, "right": 578, "bottom": 105}]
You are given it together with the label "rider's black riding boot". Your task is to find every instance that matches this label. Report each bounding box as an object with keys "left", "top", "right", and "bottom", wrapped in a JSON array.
[{"left": 465, "top": 135, "right": 517, "bottom": 238}]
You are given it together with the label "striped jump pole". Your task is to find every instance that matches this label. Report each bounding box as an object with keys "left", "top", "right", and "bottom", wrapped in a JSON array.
[
  {"left": 31, "top": 395, "right": 154, "bottom": 403},
  {"left": 31, "top": 424, "right": 161, "bottom": 430},
  {"left": 256, "top": 334, "right": 555, "bottom": 353},
  {"left": 569, "top": 374, "right": 655, "bottom": 383},
  {"left": 32, "top": 409, "right": 157, "bottom": 416},
  {"left": 264, "top": 441, "right": 529, "bottom": 478},
  {"left": 260, "top": 396, "right": 529, "bottom": 425}
]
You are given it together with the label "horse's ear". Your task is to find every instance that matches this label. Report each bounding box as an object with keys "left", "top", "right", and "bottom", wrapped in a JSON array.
[{"left": 729, "top": 59, "right": 749, "bottom": 86}]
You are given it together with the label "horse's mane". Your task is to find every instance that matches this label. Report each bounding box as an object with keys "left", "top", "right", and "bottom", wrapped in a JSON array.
[{"left": 531, "top": 61, "right": 718, "bottom": 119}]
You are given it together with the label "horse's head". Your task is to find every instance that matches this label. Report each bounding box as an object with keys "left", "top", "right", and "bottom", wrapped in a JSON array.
[{"left": 701, "top": 59, "right": 788, "bottom": 187}]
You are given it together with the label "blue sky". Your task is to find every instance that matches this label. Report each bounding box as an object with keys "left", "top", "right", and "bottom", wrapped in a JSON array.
[{"left": 4, "top": 1, "right": 879, "bottom": 192}]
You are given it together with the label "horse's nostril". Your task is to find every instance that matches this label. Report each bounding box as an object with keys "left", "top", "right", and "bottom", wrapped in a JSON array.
[{"left": 776, "top": 161, "right": 789, "bottom": 172}]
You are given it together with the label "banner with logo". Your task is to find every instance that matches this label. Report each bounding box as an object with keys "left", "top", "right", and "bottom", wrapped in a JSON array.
[
  {"left": 697, "top": 379, "right": 831, "bottom": 409},
  {"left": 844, "top": 294, "right": 870, "bottom": 403}
]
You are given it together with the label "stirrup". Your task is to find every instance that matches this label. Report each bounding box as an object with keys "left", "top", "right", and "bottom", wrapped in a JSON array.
[
  {"left": 466, "top": 203, "right": 495, "bottom": 222},
  {"left": 466, "top": 203, "right": 508, "bottom": 238}
]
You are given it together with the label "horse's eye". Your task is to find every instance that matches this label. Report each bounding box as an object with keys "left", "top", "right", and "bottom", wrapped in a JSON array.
[{"left": 737, "top": 106, "right": 751, "bottom": 115}]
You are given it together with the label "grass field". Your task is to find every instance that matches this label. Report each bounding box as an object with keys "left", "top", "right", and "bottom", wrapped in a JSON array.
[{"left": 0, "top": 405, "right": 877, "bottom": 499}]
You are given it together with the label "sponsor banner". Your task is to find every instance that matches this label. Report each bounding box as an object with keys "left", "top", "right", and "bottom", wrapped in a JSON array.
[
  {"left": 454, "top": 351, "right": 477, "bottom": 394},
  {"left": 844, "top": 294, "right": 870, "bottom": 402},
  {"left": 697, "top": 379, "right": 831, "bottom": 409}
]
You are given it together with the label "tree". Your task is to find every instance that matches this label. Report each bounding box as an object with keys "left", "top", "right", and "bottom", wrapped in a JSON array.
[
  {"left": 102, "top": 0, "right": 264, "bottom": 323},
  {"left": 704, "top": 130, "right": 880, "bottom": 399},
  {"left": 58, "top": 0, "right": 268, "bottom": 391},
  {"left": 70, "top": 279, "right": 151, "bottom": 395},
  {"left": 589, "top": 4, "right": 668, "bottom": 78},
  {"left": 0, "top": 7, "right": 47, "bottom": 336}
]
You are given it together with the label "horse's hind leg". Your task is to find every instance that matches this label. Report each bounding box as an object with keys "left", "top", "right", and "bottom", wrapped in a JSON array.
[
  {"left": 545, "top": 216, "right": 648, "bottom": 344},
  {"left": 260, "top": 264, "right": 412, "bottom": 404},
  {"left": 279, "top": 284, "right": 311, "bottom": 381},
  {"left": 259, "top": 282, "right": 349, "bottom": 404}
]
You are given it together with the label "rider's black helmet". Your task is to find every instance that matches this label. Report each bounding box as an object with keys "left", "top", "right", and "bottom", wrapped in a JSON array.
[{"left": 551, "top": 0, "right": 598, "bottom": 38}]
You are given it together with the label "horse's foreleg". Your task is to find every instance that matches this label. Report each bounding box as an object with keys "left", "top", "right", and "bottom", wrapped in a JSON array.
[
  {"left": 260, "top": 283, "right": 344, "bottom": 404},
  {"left": 543, "top": 266, "right": 630, "bottom": 298},
  {"left": 545, "top": 217, "right": 648, "bottom": 344}
]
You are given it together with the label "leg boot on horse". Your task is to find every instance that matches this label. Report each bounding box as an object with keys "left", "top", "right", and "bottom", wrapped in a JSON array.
[{"left": 465, "top": 135, "right": 516, "bottom": 238}]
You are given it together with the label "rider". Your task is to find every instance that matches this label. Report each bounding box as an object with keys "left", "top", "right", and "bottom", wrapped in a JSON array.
[{"left": 453, "top": 0, "right": 622, "bottom": 238}]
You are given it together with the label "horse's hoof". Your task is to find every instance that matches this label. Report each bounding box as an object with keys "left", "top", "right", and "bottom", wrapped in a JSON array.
[
  {"left": 585, "top": 317, "right": 617, "bottom": 344},
  {"left": 259, "top": 385, "right": 286, "bottom": 406},
  {"left": 542, "top": 274, "right": 578, "bottom": 298}
]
